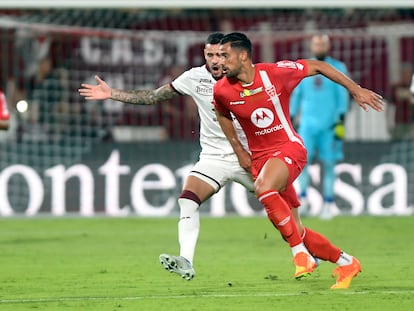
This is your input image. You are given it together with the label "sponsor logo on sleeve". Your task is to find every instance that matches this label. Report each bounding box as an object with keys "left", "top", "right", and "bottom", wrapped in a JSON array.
[{"left": 276, "top": 61, "right": 304, "bottom": 70}]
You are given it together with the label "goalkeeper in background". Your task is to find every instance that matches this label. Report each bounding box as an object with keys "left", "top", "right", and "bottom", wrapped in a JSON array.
[{"left": 290, "top": 34, "right": 350, "bottom": 220}]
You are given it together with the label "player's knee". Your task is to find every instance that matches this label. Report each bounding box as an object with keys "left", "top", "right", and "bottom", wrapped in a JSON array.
[
  {"left": 254, "top": 178, "right": 285, "bottom": 196},
  {"left": 253, "top": 178, "right": 262, "bottom": 195}
]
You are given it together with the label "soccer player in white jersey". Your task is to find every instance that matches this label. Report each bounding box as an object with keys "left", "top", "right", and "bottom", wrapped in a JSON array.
[{"left": 79, "top": 33, "right": 254, "bottom": 281}]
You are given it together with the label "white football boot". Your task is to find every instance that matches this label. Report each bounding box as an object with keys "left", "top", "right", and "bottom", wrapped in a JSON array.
[{"left": 159, "top": 253, "right": 195, "bottom": 281}]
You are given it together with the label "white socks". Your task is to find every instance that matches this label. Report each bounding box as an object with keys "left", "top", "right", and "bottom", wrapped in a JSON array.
[
  {"left": 291, "top": 243, "right": 309, "bottom": 257},
  {"left": 336, "top": 251, "right": 353, "bottom": 266},
  {"left": 178, "top": 198, "right": 200, "bottom": 265}
]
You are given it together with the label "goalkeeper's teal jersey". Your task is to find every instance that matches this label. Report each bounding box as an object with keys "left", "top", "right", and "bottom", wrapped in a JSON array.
[{"left": 290, "top": 56, "right": 349, "bottom": 129}]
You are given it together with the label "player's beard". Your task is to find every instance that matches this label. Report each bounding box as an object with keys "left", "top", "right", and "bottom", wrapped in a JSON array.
[
  {"left": 224, "top": 68, "right": 237, "bottom": 79},
  {"left": 224, "top": 62, "right": 243, "bottom": 79}
]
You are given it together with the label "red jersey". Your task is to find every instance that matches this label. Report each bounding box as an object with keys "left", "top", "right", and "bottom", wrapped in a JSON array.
[
  {"left": 0, "top": 91, "right": 10, "bottom": 121},
  {"left": 214, "top": 61, "right": 308, "bottom": 160}
]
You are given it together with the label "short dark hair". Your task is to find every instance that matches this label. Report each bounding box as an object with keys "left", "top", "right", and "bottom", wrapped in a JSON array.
[
  {"left": 206, "top": 32, "right": 224, "bottom": 45},
  {"left": 220, "top": 32, "right": 252, "bottom": 58}
]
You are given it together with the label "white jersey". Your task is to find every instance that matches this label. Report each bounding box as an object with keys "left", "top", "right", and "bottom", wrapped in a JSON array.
[{"left": 171, "top": 65, "right": 248, "bottom": 160}]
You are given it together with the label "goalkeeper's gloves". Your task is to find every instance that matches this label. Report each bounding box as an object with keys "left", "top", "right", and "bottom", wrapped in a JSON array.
[{"left": 333, "top": 114, "right": 346, "bottom": 140}]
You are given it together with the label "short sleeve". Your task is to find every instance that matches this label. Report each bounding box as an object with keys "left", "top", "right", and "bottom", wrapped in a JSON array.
[
  {"left": 213, "top": 84, "right": 232, "bottom": 119},
  {"left": 273, "top": 60, "right": 308, "bottom": 93},
  {"left": 171, "top": 70, "right": 192, "bottom": 96}
]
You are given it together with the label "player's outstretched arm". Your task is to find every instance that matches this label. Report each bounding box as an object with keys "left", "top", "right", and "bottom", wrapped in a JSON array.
[
  {"left": 305, "top": 60, "right": 384, "bottom": 112},
  {"left": 78, "top": 75, "right": 178, "bottom": 105}
]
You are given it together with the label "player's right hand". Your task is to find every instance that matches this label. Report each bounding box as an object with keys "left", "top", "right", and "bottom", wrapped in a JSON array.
[
  {"left": 351, "top": 86, "right": 384, "bottom": 112},
  {"left": 78, "top": 75, "right": 111, "bottom": 100}
]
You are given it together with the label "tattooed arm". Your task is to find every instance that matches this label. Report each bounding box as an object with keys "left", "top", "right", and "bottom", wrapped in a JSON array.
[{"left": 78, "top": 75, "right": 179, "bottom": 105}]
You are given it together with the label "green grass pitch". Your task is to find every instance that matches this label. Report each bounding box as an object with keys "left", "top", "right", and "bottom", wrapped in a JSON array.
[{"left": 0, "top": 215, "right": 413, "bottom": 310}]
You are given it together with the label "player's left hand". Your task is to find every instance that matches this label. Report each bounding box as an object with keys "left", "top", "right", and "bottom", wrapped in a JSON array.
[{"left": 351, "top": 86, "right": 384, "bottom": 112}]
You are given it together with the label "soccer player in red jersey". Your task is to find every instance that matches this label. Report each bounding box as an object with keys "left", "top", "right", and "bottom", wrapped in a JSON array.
[
  {"left": 213, "top": 33, "right": 384, "bottom": 289},
  {"left": 0, "top": 90, "right": 10, "bottom": 130}
]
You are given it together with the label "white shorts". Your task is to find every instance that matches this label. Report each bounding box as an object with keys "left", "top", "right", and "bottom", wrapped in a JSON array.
[{"left": 189, "top": 156, "right": 255, "bottom": 193}]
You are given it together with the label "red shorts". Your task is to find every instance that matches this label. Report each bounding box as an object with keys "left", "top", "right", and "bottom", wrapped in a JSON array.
[{"left": 251, "top": 141, "right": 307, "bottom": 208}]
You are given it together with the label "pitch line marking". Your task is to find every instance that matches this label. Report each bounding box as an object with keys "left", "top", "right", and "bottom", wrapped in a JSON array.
[{"left": 1, "top": 290, "right": 414, "bottom": 304}]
